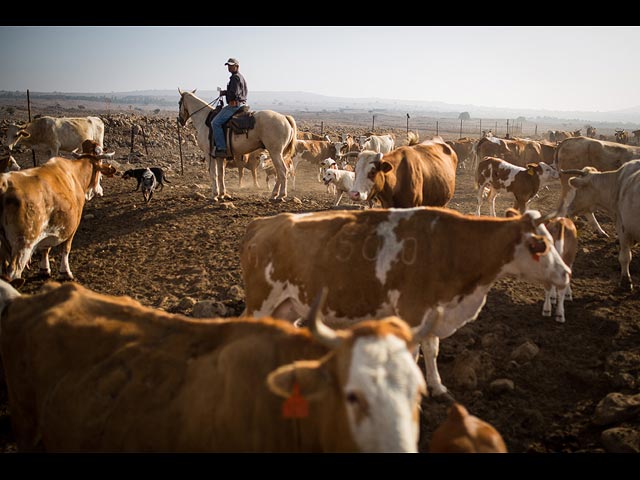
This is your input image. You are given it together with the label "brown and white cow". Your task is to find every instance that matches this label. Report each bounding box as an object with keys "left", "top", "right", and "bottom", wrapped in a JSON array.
[
  {"left": 5, "top": 116, "right": 105, "bottom": 161},
  {"left": 615, "top": 130, "right": 629, "bottom": 145},
  {"left": 226, "top": 148, "right": 266, "bottom": 188},
  {"left": 297, "top": 131, "right": 326, "bottom": 141},
  {"left": 0, "top": 151, "right": 117, "bottom": 287},
  {"left": 560, "top": 160, "right": 640, "bottom": 290},
  {"left": 586, "top": 126, "right": 597, "bottom": 138},
  {"left": 349, "top": 137, "right": 458, "bottom": 208},
  {"left": 0, "top": 281, "right": 434, "bottom": 452},
  {"left": 240, "top": 207, "right": 571, "bottom": 397},
  {"left": 475, "top": 157, "right": 559, "bottom": 216},
  {"left": 554, "top": 136, "right": 640, "bottom": 237},
  {"left": 429, "top": 403, "right": 507, "bottom": 453}
]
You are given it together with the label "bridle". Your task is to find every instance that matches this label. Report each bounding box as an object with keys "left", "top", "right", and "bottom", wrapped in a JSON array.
[{"left": 178, "top": 93, "right": 222, "bottom": 127}]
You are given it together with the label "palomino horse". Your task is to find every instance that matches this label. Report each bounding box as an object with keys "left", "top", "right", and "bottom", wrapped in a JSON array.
[{"left": 177, "top": 88, "right": 297, "bottom": 202}]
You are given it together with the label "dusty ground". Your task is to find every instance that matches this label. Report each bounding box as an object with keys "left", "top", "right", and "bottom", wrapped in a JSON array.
[{"left": 0, "top": 109, "right": 639, "bottom": 453}]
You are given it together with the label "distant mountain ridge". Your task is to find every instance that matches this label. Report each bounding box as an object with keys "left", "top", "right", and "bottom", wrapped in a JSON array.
[{"left": 1, "top": 89, "right": 639, "bottom": 125}]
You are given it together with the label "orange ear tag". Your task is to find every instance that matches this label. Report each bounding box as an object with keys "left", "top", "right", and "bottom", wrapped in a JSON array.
[
  {"left": 282, "top": 382, "right": 309, "bottom": 418},
  {"left": 531, "top": 253, "right": 541, "bottom": 262}
]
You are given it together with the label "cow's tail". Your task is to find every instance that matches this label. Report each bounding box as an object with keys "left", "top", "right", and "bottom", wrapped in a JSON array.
[
  {"left": 0, "top": 278, "right": 20, "bottom": 321},
  {"left": 283, "top": 115, "right": 298, "bottom": 162},
  {"left": 163, "top": 173, "right": 171, "bottom": 183}
]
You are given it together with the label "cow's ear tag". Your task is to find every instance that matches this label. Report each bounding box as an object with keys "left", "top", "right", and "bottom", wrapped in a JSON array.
[
  {"left": 527, "top": 168, "right": 535, "bottom": 176},
  {"left": 283, "top": 382, "right": 309, "bottom": 418}
]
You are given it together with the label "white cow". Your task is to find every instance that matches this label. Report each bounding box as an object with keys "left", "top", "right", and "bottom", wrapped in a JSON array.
[{"left": 361, "top": 134, "right": 395, "bottom": 153}]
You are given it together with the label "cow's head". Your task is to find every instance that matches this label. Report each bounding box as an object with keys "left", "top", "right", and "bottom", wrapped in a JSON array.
[
  {"left": 527, "top": 162, "right": 559, "bottom": 186},
  {"left": 5, "top": 124, "right": 30, "bottom": 150},
  {"left": 557, "top": 167, "right": 600, "bottom": 218},
  {"left": 267, "top": 290, "right": 440, "bottom": 452},
  {"left": 349, "top": 151, "right": 388, "bottom": 202},
  {"left": 502, "top": 209, "right": 571, "bottom": 288}
]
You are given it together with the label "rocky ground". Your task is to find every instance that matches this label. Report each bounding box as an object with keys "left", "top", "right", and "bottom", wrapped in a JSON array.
[{"left": 0, "top": 107, "right": 639, "bottom": 453}]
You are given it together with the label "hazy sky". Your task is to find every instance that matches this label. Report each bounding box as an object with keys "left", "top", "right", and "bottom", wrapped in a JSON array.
[{"left": 1, "top": 26, "right": 639, "bottom": 112}]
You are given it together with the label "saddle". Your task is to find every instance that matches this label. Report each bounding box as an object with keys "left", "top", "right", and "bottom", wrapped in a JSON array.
[{"left": 206, "top": 104, "right": 256, "bottom": 157}]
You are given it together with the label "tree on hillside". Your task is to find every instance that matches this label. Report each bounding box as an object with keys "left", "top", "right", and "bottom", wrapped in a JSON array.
[{"left": 458, "top": 112, "right": 471, "bottom": 121}]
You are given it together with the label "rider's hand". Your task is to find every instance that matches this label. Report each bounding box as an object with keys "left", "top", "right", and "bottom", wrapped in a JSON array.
[{"left": 217, "top": 87, "right": 222, "bottom": 92}]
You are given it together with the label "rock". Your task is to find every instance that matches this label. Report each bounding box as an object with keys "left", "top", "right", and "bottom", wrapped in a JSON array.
[
  {"left": 451, "top": 350, "right": 494, "bottom": 390},
  {"left": 601, "top": 428, "right": 640, "bottom": 453},
  {"left": 193, "top": 300, "right": 228, "bottom": 318},
  {"left": 593, "top": 392, "right": 640, "bottom": 426},
  {"left": 220, "top": 201, "right": 236, "bottom": 210},
  {"left": 291, "top": 197, "right": 303, "bottom": 204},
  {"left": 228, "top": 285, "right": 245, "bottom": 301},
  {"left": 83, "top": 213, "right": 95, "bottom": 220},
  {"left": 510, "top": 340, "right": 540, "bottom": 363},
  {"left": 489, "top": 378, "right": 515, "bottom": 394},
  {"left": 481, "top": 333, "right": 500, "bottom": 348},
  {"left": 176, "top": 297, "right": 196, "bottom": 311},
  {"left": 193, "top": 192, "right": 207, "bottom": 200}
]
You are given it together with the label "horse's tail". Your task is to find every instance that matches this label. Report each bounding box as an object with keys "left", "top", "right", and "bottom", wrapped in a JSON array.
[{"left": 283, "top": 115, "right": 298, "bottom": 161}]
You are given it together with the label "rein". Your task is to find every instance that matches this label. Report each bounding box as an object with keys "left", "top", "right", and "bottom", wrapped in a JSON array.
[{"left": 179, "top": 94, "right": 222, "bottom": 124}]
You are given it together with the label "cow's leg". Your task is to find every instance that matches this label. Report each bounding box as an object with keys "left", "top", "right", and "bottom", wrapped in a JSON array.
[
  {"left": 585, "top": 212, "right": 609, "bottom": 238},
  {"left": 208, "top": 155, "right": 220, "bottom": 202},
  {"left": 252, "top": 168, "right": 260, "bottom": 188},
  {"left": 488, "top": 189, "right": 499, "bottom": 217},
  {"left": 619, "top": 233, "right": 633, "bottom": 291},
  {"left": 554, "top": 286, "right": 568, "bottom": 323},
  {"left": 550, "top": 285, "right": 558, "bottom": 304},
  {"left": 38, "top": 247, "right": 52, "bottom": 277},
  {"left": 542, "top": 286, "right": 553, "bottom": 317},
  {"left": 57, "top": 237, "right": 75, "bottom": 280},
  {"left": 565, "top": 282, "right": 573, "bottom": 301},
  {"left": 475, "top": 185, "right": 485, "bottom": 215},
  {"left": 238, "top": 165, "right": 244, "bottom": 188},
  {"left": 421, "top": 335, "right": 448, "bottom": 397}
]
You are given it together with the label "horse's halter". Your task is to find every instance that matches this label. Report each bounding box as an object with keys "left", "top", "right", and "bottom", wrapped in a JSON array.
[{"left": 178, "top": 93, "right": 222, "bottom": 127}]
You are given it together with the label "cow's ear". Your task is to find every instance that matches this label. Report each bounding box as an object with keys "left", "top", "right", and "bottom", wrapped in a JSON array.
[
  {"left": 267, "top": 359, "right": 332, "bottom": 400},
  {"left": 569, "top": 176, "right": 590, "bottom": 188},
  {"left": 18, "top": 130, "right": 30, "bottom": 138},
  {"left": 526, "top": 234, "right": 550, "bottom": 256},
  {"left": 380, "top": 161, "right": 393, "bottom": 173},
  {"left": 505, "top": 208, "right": 520, "bottom": 218}
]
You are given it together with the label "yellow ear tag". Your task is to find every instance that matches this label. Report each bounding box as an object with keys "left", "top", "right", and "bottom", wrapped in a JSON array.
[
  {"left": 282, "top": 382, "right": 309, "bottom": 418},
  {"left": 527, "top": 168, "right": 535, "bottom": 176}
]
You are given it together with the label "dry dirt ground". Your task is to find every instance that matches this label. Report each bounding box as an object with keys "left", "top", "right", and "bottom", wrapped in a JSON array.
[{"left": 0, "top": 111, "right": 639, "bottom": 453}]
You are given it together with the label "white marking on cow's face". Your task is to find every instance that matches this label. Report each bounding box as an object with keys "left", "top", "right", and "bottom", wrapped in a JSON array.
[
  {"left": 375, "top": 215, "right": 403, "bottom": 284},
  {"left": 345, "top": 335, "right": 425, "bottom": 453},
  {"left": 501, "top": 212, "right": 571, "bottom": 288},
  {"left": 538, "top": 162, "right": 559, "bottom": 185},
  {"left": 350, "top": 151, "right": 380, "bottom": 201}
]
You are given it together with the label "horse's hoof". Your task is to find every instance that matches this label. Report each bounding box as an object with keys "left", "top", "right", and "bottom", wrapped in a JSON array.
[
  {"left": 269, "top": 197, "right": 284, "bottom": 203},
  {"left": 222, "top": 194, "right": 233, "bottom": 201}
]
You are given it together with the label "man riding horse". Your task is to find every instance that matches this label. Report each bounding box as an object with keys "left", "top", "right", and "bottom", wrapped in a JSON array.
[{"left": 212, "top": 58, "right": 248, "bottom": 158}]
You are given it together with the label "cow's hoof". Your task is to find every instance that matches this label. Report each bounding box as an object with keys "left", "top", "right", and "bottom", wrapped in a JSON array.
[
  {"left": 555, "top": 316, "right": 566, "bottom": 323},
  {"left": 269, "top": 197, "right": 285, "bottom": 203},
  {"left": 542, "top": 309, "right": 552, "bottom": 317},
  {"left": 58, "top": 274, "right": 74, "bottom": 282},
  {"left": 619, "top": 277, "right": 633, "bottom": 292}
]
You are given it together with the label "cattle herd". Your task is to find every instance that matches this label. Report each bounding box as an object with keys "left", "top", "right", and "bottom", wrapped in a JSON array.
[{"left": 0, "top": 105, "right": 639, "bottom": 453}]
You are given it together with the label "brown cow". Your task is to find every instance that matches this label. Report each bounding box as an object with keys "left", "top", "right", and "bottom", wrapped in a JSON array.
[
  {"left": 446, "top": 138, "right": 475, "bottom": 169},
  {"left": 0, "top": 281, "right": 435, "bottom": 452},
  {"left": 349, "top": 137, "right": 458, "bottom": 208},
  {"left": 240, "top": 207, "right": 571, "bottom": 397},
  {"left": 429, "top": 403, "right": 507, "bottom": 453},
  {"left": 225, "top": 148, "right": 266, "bottom": 188},
  {"left": 615, "top": 130, "right": 629, "bottom": 144},
  {"left": 0, "top": 151, "right": 116, "bottom": 286}
]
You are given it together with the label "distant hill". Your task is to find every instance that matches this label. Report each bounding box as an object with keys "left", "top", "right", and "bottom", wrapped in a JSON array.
[{"left": 1, "top": 90, "right": 639, "bottom": 126}]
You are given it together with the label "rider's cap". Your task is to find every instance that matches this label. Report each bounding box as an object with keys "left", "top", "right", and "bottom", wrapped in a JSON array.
[{"left": 225, "top": 58, "right": 239, "bottom": 66}]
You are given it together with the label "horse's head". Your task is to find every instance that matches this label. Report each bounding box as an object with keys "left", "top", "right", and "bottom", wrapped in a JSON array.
[{"left": 177, "top": 88, "right": 197, "bottom": 127}]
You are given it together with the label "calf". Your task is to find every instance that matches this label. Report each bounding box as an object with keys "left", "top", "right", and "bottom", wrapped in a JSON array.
[
  {"left": 0, "top": 281, "right": 433, "bottom": 452},
  {"left": 429, "top": 403, "right": 507, "bottom": 453},
  {"left": 475, "top": 157, "right": 559, "bottom": 216},
  {"left": 542, "top": 217, "right": 578, "bottom": 323},
  {"left": 322, "top": 169, "right": 355, "bottom": 206},
  {"left": 141, "top": 168, "right": 157, "bottom": 203}
]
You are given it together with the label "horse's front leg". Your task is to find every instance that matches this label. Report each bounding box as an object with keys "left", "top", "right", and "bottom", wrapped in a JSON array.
[
  {"left": 217, "top": 158, "right": 232, "bottom": 201},
  {"left": 208, "top": 155, "right": 220, "bottom": 202}
]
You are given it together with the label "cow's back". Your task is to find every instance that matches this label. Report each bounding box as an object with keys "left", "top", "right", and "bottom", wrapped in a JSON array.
[
  {"left": 1, "top": 282, "right": 344, "bottom": 452},
  {"left": 53, "top": 116, "right": 104, "bottom": 151}
]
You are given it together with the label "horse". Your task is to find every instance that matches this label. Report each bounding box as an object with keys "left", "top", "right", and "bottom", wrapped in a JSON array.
[{"left": 177, "top": 88, "right": 297, "bottom": 202}]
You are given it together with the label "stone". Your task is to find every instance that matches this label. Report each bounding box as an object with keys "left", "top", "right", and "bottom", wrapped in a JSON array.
[
  {"left": 176, "top": 297, "right": 196, "bottom": 311},
  {"left": 193, "top": 192, "right": 207, "bottom": 200},
  {"left": 228, "top": 285, "right": 245, "bottom": 301},
  {"left": 193, "top": 300, "right": 228, "bottom": 318},
  {"left": 601, "top": 428, "right": 640, "bottom": 453},
  {"left": 481, "top": 333, "right": 500, "bottom": 348},
  {"left": 593, "top": 392, "right": 640, "bottom": 426},
  {"left": 489, "top": 378, "right": 515, "bottom": 394},
  {"left": 83, "top": 213, "right": 95, "bottom": 220},
  {"left": 451, "top": 350, "right": 494, "bottom": 390},
  {"left": 510, "top": 340, "right": 540, "bottom": 363}
]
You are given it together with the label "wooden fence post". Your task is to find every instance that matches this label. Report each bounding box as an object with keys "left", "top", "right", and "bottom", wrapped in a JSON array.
[
  {"left": 436, "top": 121, "right": 439, "bottom": 136},
  {"left": 130, "top": 125, "right": 135, "bottom": 154},
  {"left": 177, "top": 119, "right": 184, "bottom": 176},
  {"left": 27, "top": 89, "right": 37, "bottom": 167}
]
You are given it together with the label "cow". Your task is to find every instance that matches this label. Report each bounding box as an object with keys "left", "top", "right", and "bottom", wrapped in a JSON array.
[
  {"left": 560, "top": 160, "right": 640, "bottom": 291},
  {"left": 226, "top": 148, "right": 266, "bottom": 188},
  {"left": 360, "top": 134, "right": 395, "bottom": 153},
  {"left": 262, "top": 154, "right": 296, "bottom": 191},
  {"left": 633, "top": 130, "right": 640, "bottom": 146},
  {"left": 615, "top": 130, "right": 629, "bottom": 145},
  {"left": 586, "top": 126, "right": 597, "bottom": 138},
  {"left": 522, "top": 141, "right": 556, "bottom": 166},
  {"left": 240, "top": 207, "right": 571, "bottom": 397},
  {"left": 429, "top": 403, "right": 507, "bottom": 453},
  {"left": 292, "top": 139, "right": 341, "bottom": 182},
  {"left": 554, "top": 136, "right": 640, "bottom": 237},
  {"left": 4, "top": 116, "right": 105, "bottom": 161},
  {"left": 446, "top": 138, "right": 476, "bottom": 170},
  {"left": 475, "top": 157, "right": 559, "bottom": 216},
  {"left": 0, "top": 154, "right": 21, "bottom": 173},
  {"left": 349, "top": 136, "right": 457, "bottom": 208},
  {"left": 297, "top": 131, "right": 326, "bottom": 141},
  {"left": 0, "top": 281, "right": 435, "bottom": 452},
  {"left": 541, "top": 217, "right": 578, "bottom": 323},
  {"left": 0, "top": 150, "right": 117, "bottom": 287},
  {"left": 322, "top": 169, "right": 355, "bottom": 206}
]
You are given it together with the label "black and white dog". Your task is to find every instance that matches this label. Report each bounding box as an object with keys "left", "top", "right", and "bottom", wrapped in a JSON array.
[
  {"left": 122, "top": 167, "right": 171, "bottom": 192},
  {"left": 141, "top": 168, "right": 158, "bottom": 203}
]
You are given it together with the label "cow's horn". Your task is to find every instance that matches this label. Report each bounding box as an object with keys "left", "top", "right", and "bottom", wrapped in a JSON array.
[
  {"left": 343, "top": 151, "right": 360, "bottom": 158},
  {"left": 411, "top": 306, "right": 443, "bottom": 342},
  {"left": 97, "top": 151, "right": 116, "bottom": 159},
  {"left": 307, "top": 287, "right": 343, "bottom": 349},
  {"left": 70, "top": 148, "right": 82, "bottom": 159},
  {"left": 560, "top": 169, "right": 588, "bottom": 176},
  {"left": 534, "top": 211, "right": 558, "bottom": 226}
]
